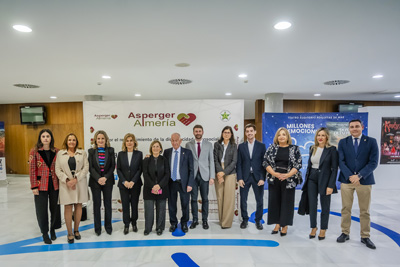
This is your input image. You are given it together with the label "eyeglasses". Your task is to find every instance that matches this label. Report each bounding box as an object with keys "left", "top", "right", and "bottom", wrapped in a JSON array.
[{"left": 223, "top": 132, "right": 231, "bottom": 135}]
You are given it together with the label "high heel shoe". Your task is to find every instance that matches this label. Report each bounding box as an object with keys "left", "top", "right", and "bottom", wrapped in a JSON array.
[
  {"left": 271, "top": 225, "right": 281, "bottom": 234},
  {"left": 318, "top": 229, "right": 326, "bottom": 240},
  {"left": 309, "top": 228, "right": 318, "bottom": 239},
  {"left": 280, "top": 226, "right": 288, "bottom": 236},
  {"left": 74, "top": 231, "right": 81, "bottom": 240}
]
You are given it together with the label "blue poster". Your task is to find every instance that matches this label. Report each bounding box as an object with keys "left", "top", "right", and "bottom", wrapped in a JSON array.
[{"left": 262, "top": 112, "right": 369, "bottom": 188}]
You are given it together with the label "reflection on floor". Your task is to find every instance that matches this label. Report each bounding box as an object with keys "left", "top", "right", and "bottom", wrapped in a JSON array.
[{"left": 1, "top": 175, "right": 399, "bottom": 267}]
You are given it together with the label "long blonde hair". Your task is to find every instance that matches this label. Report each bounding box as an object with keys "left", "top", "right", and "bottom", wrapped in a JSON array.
[
  {"left": 121, "top": 133, "right": 138, "bottom": 151},
  {"left": 93, "top": 130, "right": 111, "bottom": 149},
  {"left": 312, "top": 127, "right": 331, "bottom": 155}
]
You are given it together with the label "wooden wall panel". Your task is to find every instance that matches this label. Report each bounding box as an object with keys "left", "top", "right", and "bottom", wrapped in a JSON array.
[{"left": 0, "top": 102, "right": 84, "bottom": 174}]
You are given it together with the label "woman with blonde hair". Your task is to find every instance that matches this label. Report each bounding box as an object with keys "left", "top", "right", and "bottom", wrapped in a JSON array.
[
  {"left": 300, "top": 127, "right": 338, "bottom": 240},
  {"left": 88, "top": 130, "right": 115, "bottom": 236},
  {"left": 263, "top": 127, "right": 302, "bottom": 236},
  {"left": 117, "top": 133, "right": 143, "bottom": 234},
  {"left": 55, "top": 133, "right": 89, "bottom": 243}
]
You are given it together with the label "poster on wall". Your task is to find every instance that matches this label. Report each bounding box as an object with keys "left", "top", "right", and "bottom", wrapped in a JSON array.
[
  {"left": 0, "top": 122, "right": 6, "bottom": 180},
  {"left": 83, "top": 100, "right": 244, "bottom": 221},
  {"left": 380, "top": 117, "right": 400, "bottom": 164},
  {"left": 262, "top": 112, "right": 369, "bottom": 188}
]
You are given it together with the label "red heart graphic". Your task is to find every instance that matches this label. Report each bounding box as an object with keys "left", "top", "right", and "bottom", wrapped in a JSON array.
[
  {"left": 234, "top": 124, "right": 238, "bottom": 131},
  {"left": 111, "top": 115, "right": 118, "bottom": 119},
  {"left": 90, "top": 127, "right": 94, "bottom": 133},
  {"left": 177, "top": 113, "right": 196, "bottom": 126}
]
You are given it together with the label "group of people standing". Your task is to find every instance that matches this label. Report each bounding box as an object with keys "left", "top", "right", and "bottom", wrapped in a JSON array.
[{"left": 29, "top": 119, "right": 378, "bottom": 250}]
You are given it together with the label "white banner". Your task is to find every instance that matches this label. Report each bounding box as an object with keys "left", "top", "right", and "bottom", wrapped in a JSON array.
[{"left": 83, "top": 100, "right": 244, "bottom": 221}]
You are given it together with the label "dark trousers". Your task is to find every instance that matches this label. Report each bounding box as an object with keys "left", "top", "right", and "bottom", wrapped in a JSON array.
[
  {"left": 190, "top": 172, "right": 209, "bottom": 222},
  {"left": 34, "top": 177, "right": 61, "bottom": 234},
  {"left": 144, "top": 199, "right": 166, "bottom": 232},
  {"left": 168, "top": 180, "right": 190, "bottom": 226},
  {"left": 91, "top": 185, "right": 113, "bottom": 232},
  {"left": 119, "top": 184, "right": 141, "bottom": 227},
  {"left": 240, "top": 173, "right": 264, "bottom": 222},
  {"left": 267, "top": 179, "right": 295, "bottom": 226},
  {"left": 308, "top": 169, "right": 331, "bottom": 229}
]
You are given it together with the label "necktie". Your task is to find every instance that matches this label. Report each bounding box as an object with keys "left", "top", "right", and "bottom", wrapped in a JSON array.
[
  {"left": 197, "top": 142, "right": 201, "bottom": 158},
  {"left": 172, "top": 151, "right": 178, "bottom": 181},
  {"left": 354, "top": 138, "right": 359, "bottom": 154}
]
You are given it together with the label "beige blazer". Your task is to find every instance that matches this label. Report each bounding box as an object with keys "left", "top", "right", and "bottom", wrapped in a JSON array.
[{"left": 56, "top": 149, "right": 89, "bottom": 205}]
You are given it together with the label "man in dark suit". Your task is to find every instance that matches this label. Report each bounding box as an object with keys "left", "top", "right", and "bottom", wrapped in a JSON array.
[
  {"left": 337, "top": 119, "right": 379, "bottom": 249},
  {"left": 236, "top": 124, "right": 266, "bottom": 230},
  {"left": 164, "top": 133, "right": 195, "bottom": 233}
]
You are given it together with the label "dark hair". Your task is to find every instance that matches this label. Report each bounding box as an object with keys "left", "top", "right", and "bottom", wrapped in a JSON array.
[
  {"left": 218, "top": 126, "right": 236, "bottom": 144},
  {"left": 349, "top": 119, "right": 363, "bottom": 126},
  {"left": 35, "top": 129, "right": 55, "bottom": 151},
  {"left": 62, "top": 133, "right": 80, "bottom": 151},
  {"left": 245, "top": 123, "right": 256, "bottom": 131},
  {"left": 149, "top": 140, "right": 163, "bottom": 155},
  {"left": 193, "top": 124, "right": 203, "bottom": 131}
]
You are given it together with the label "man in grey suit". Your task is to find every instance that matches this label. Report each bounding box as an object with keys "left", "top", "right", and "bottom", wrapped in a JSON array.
[{"left": 186, "top": 124, "right": 215, "bottom": 229}]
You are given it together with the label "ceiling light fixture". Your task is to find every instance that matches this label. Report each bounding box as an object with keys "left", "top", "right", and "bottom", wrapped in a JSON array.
[
  {"left": 225, "top": 93, "right": 232, "bottom": 96},
  {"left": 395, "top": 95, "right": 400, "bottom": 98},
  {"left": 102, "top": 75, "right": 111, "bottom": 79},
  {"left": 238, "top": 74, "right": 247, "bottom": 78},
  {"left": 50, "top": 96, "right": 57, "bottom": 99},
  {"left": 314, "top": 94, "right": 321, "bottom": 97},
  {"left": 372, "top": 74, "right": 383, "bottom": 79},
  {"left": 13, "top": 25, "right": 32, "bottom": 32},
  {"left": 274, "top": 21, "right": 291, "bottom": 30},
  {"left": 134, "top": 94, "right": 141, "bottom": 97}
]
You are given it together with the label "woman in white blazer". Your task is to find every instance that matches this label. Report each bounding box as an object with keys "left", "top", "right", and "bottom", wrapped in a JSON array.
[{"left": 56, "top": 133, "right": 89, "bottom": 243}]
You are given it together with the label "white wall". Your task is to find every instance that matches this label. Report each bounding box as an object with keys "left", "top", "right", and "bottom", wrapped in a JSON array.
[{"left": 359, "top": 106, "right": 400, "bottom": 189}]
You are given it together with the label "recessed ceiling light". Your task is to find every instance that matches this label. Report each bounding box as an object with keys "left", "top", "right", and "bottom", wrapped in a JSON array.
[
  {"left": 225, "top": 92, "right": 232, "bottom": 96},
  {"left": 175, "top": 63, "right": 190, "bottom": 67},
  {"left": 274, "top": 21, "right": 291, "bottom": 30},
  {"left": 13, "top": 25, "right": 32, "bottom": 32},
  {"left": 50, "top": 96, "right": 57, "bottom": 99},
  {"left": 314, "top": 94, "right": 321, "bottom": 97},
  {"left": 395, "top": 95, "right": 400, "bottom": 98},
  {"left": 238, "top": 74, "right": 247, "bottom": 78},
  {"left": 134, "top": 93, "right": 141, "bottom": 97},
  {"left": 372, "top": 74, "right": 383, "bottom": 79},
  {"left": 102, "top": 75, "right": 111, "bottom": 79}
]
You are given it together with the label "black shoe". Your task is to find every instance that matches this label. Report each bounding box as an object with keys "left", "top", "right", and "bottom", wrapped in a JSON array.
[
  {"left": 240, "top": 221, "right": 248, "bottom": 229},
  {"left": 361, "top": 238, "right": 376, "bottom": 249},
  {"left": 271, "top": 230, "right": 279, "bottom": 234},
  {"left": 190, "top": 220, "right": 199, "bottom": 229},
  {"left": 144, "top": 230, "right": 150, "bottom": 236},
  {"left": 337, "top": 233, "right": 349, "bottom": 243},
  {"left": 202, "top": 221, "right": 209, "bottom": 230},
  {"left": 157, "top": 229, "right": 163, "bottom": 236},
  {"left": 74, "top": 231, "right": 81, "bottom": 240},
  {"left": 50, "top": 230, "right": 56, "bottom": 241},
  {"left": 124, "top": 226, "right": 129, "bottom": 235},
  {"left": 309, "top": 228, "right": 317, "bottom": 239},
  {"left": 42, "top": 234, "right": 52, "bottom": 244},
  {"left": 67, "top": 234, "right": 75, "bottom": 244},
  {"left": 318, "top": 236, "right": 325, "bottom": 240},
  {"left": 182, "top": 224, "right": 188, "bottom": 233},
  {"left": 95, "top": 230, "right": 101, "bottom": 236},
  {"left": 132, "top": 225, "right": 138, "bottom": 233},
  {"left": 280, "top": 226, "right": 288, "bottom": 236},
  {"left": 169, "top": 224, "right": 177, "bottom": 232},
  {"left": 255, "top": 221, "right": 263, "bottom": 230},
  {"left": 106, "top": 229, "right": 112, "bottom": 235}
]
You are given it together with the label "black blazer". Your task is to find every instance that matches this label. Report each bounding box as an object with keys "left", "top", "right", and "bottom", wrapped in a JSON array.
[
  {"left": 164, "top": 147, "right": 195, "bottom": 191},
  {"left": 88, "top": 147, "right": 115, "bottom": 188},
  {"left": 237, "top": 140, "right": 266, "bottom": 182},
  {"left": 214, "top": 141, "right": 237, "bottom": 175},
  {"left": 117, "top": 150, "right": 143, "bottom": 189},
  {"left": 302, "top": 146, "right": 339, "bottom": 195},
  {"left": 142, "top": 155, "right": 169, "bottom": 200}
]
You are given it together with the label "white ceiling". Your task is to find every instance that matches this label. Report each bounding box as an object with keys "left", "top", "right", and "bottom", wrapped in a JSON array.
[{"left": 1, "top": 0, "right": 400, "bottom": 119}]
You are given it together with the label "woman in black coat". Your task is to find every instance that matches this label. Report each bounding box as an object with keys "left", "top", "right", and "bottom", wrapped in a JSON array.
[
  {"left": 142, "top": 140, "right": 169, "bottom": 236},
  {"left": 88, "top": 130, "right": 115, "bottom": 236},
  {"left": 302, "top": 127, "right": 338, "bottom": 240},
  {"left": 117, "top": 133, "right": 142, "bottom": 235}
]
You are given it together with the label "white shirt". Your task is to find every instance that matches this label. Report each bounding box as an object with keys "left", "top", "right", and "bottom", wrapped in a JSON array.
[
  {"left": 221, "top": 142, "right": 228, "bottom": 163},
  {"left": 171, "top": 147, "right": 181, "bottom": 181},
  {"left": 127, "top": 151, "right": 133, "bottom": 167},
  {"left": 352, "top": 134, "right": 362, "bottom": 145},
  {"left": 195, "top": 139, "right": 203, "bottom": 157},
  {"left": 247, "top": 140, "right": 255, "bottom": 159},
  {"left": 311, "top": 147, "right": 323, "bottom": 169}
]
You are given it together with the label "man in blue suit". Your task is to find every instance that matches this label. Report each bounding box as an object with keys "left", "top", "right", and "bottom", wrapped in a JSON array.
[
  {"left": 164, "top": 133, "right": 195, "bottom": 233},
  {"left": 236, "top": 124, "right": 266, "bottom": 230},
  {"left": 337, "top": 119, "right": 379, "bottom": 249}
]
